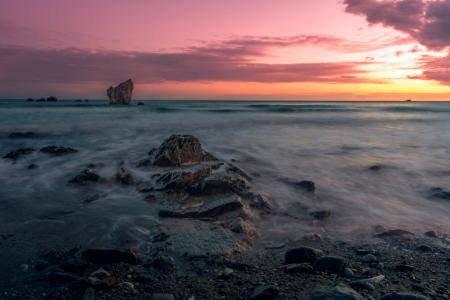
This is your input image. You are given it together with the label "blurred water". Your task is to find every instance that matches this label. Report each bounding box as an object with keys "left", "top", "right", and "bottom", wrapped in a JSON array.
[{"left": 1, "top": 100, "right": 450, "bottom": 283}]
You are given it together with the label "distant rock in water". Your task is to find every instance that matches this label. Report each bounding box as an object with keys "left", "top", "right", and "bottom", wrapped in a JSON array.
[
  {"left": 46, "top": 96, "right": 58, "bottom": 102},
  {"left": 26, "top": 98, "right": 34, "bottom": 102},
  {"left": 8, "top": 132, "right": 36, "bottom": 139},
  {"left": 107, "top": 79, "right": 134, "bottom": 105}
]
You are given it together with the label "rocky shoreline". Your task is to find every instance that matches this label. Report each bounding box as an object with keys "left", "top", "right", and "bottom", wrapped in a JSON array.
[{"left": 1, "top": 134, "right": 449, "bottom": 300}]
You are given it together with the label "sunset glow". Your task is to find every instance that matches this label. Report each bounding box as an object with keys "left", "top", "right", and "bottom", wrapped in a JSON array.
[{"left": 1, "top": 0, "right": 449, "bottom": 100}]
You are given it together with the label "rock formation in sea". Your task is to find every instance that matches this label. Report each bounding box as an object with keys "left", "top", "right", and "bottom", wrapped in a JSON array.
[{"left": 107, "top": 79, "right": 134, "bottom": 105}]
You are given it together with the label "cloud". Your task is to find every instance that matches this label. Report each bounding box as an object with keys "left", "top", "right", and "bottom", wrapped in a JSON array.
[
  {"left": 412, "top": 52, "right": 450, "bottom": 84},
  {"left": 343, "top": 0, "right": 450, "bottom": 50},
  {"left": 0, "top": 37, "right": 381, "bottom": 88}
]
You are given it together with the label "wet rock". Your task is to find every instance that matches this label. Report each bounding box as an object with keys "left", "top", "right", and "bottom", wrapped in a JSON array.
[
  {"left": 137, "top": 101, "right": 144, "bottom": 106},
  {"left": 216, "top": 267, "right": 234, "bottom": 279},
  {"left": 151, "top": 255, "right": 175, "bottom": 272},
  {"left": 424, "top": 230, "right": 442, "bottom": 238},
  {"left": 380, "top": 293, "right": 429, "bottom": 300},
  {"left": 292, "top": 180, "right": 315, "bottom": 192},
  {"left": 303, "top": 233, "right": 322, "bottom": 240},
  {"left": 361, "top": 254, "right": 378, "bottom": 263},
  {"left": 8, "top": 132, "right": 36, "bottom": 138},
  {"left": 250, "top": 285, "right": 278, "bottom": 300},
  {"left": 375, "top": 229, "right": 414, "bottom": 238},
  {"left": 153, "top": 135, "right": 203, "bottom": 167},
  {"left": 3, "top": 148, "right": 35, "bottom": 160},
  {"left": 310, "top": 285, "right": 364, "bottom": 300},
  {"left": 427, "top": 187, "right": 450, "bottom": 200},
  {"left": 159, "top": 194, "right": 244, "bottom": 219},
  {"left": 47, "top": 270, "right": 79, "bottom": 283},
  {"left": 87, "top": 268, "right": 117, "bottom": 289},
  {"left": 249, "top": 194, "right": 273, "bottom": 212},
  {"left": 107, "top": 79, "right": 133, "bottom": 105},
  {"left": 351, "top": 275, "right": 385, "bottom": 291},
  {"left": 203, "top": 151, "right": 219, "bottom": 162},
  {"left": 194, "top": 171, "right": 249, "bottom": 196},
  {"left": 313, "top": 256, "right": 346, "bottom": 274},
  {"left": 285, "top": 247, "right": 323, "bottom": 264},
  {"left": 27, "top": 98, "right": 34, "bottom": 102},
  {"left": 344, "top": 267, "right": 354, "bottom": 278},
  {"left": 115, "top": 166, "right": 135, "bottom": 185},
  {"left": 40, "top": 146, "right": 78, "bottom": 155},
  {"left": 81, "top": 288, "right": 96, "bottom": 300},
  {"left": 369, "top": 164, "right": 383, "bottom": 171},
  {"left": 46, "top": 96, "right": 58, "bottom": 102},
  {"left": 150, "top": 294, "right": 175, "bottom": 300},
  {"left": 81, "top": 249, "right": 137, "bottom": 265},
  {"left": 37, "top": 98, "right": 46, "bottom": 102},
  {"left": 283, "top": 263, "right": 314, "bottom": 274},
  {"left": 395, "top": 264, "right": 415, "bottom": 272},
  {"left": 310, "top": 210, "right": 331, "bottom": 220},
  {"left": 416, "top": 245, "right": 432, "bottom": 252},
  {"left": 154, "top": 164, "right": 211, "bottom": 191},
  {"left": 69, "top": 169, "right": 100, "bottom": 185},
  {"left": 27, "top": 163, "right": 38, "bottom": 169}
]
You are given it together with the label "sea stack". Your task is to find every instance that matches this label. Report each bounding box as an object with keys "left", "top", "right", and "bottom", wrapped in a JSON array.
[{"left": 107, "top": 79, "right": 134, "bottom": 105}]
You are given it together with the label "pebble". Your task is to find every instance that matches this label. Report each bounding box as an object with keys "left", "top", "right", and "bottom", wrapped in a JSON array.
[
  {"left": 344, "top": 268, "right": 354, "bottom": 278},
  {"left": 283, "top": 263, "right": 314, "bottom": 274},
  {"left": 310, "top": 285, "right": 364, "bottom": 300},
  {"left": 150, "top": 294, "right": 175, "bottom": 300},
  {"left": 285, "top": 247, "right": 323, "bottom": 264},
  {"left": 250, "top": 285, "right": 278, "bottom": 300},
  {"left": 416, "top": 245, "right": 432, "bottom": 252},
  {"left": 82, "top": 288, "right": 96, "bottom": 300},
  {"left": 313, "top": 256, "right": 346, "bottom": 274},
  {"left": 361, "top": 254, "right": 378, "bottom": 263}
]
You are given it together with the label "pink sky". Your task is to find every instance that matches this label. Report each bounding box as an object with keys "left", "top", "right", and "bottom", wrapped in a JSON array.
[{"left": 1, "top": 0, "right": 450, "bottom": 100}]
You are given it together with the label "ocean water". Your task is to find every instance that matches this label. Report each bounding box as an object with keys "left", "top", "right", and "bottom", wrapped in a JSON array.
[{"left": 1, "top": 100, "right": 450, "bottom": 283}]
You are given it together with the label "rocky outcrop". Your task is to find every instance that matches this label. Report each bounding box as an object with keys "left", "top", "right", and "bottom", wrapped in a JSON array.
[
  {"left": 152, "top": 135, "right": 204, "bottom": 166},
  {"left": 107, "top": 79, "right": 134, "bottom": 105}
]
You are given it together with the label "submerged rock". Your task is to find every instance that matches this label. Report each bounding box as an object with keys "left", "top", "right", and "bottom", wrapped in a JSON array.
[
  {"left": 107, "top": 79, "right": 134, "bottom": 105},
  {"left": 40, "top": 146, "right": 78, "bottom": 155},
  {"left": 3, "top": 148, "right": 35, "bottom": 160},
  {"left": 427, "top": 187, "right": 450, "bottom": 200},
  {"left": 69, "top": 169, "right": 101, "bottom": 185},
  {"left": 153, "top": 134, "right": 204, "bottom": 167},
  {"left": 8, "top": 131, "right": 36, "bottom": 138},
  {"left": 115, "top": 165, "right": 135, "bottom": 185}
]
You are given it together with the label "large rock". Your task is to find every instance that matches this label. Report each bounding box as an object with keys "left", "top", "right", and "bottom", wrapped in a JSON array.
[
  {"left": 310, "top": 285, "right": 365, "bottom": 300},
  {"left": 313, "top": 256, "right": 346, "bottom": 274},
  {"left": 154, "top": 164, "right": 211, "bottom": 191},
  {"left": 285, "top": 247, "right": 323, "bottom": 264},
  {"left": 153, "top": 135, "right": 204, "bottom": 167},
  {"left": 107, "top": 79, "right": 134, "bottom": 105}
]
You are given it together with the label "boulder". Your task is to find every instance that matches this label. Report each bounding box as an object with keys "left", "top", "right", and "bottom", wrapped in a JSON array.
[
  {"left": 154, "top": 164, "right": 211, "bottom": 191},
  {"left": 285, "top": 247, "right": 323, "bottom": 264},
  {"left": 153, "top": 135, "right": 204, "bottom": 167},
  {"left": 310, "top": 285, "right": 365, "bottom": 300},
  {"left": 107, "top": 79, "right": 134, "bottom": 105},
  {"left": 194, "top": 172, "right": 249, "bottom": 196}
]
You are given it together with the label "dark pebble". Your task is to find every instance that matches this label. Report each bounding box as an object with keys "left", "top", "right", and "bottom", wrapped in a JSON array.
[
  {"left": 285, "top": 247, "right": 323, "bottom": 264},
  {"left": 313, "top": 256, "right": 346, "bottom": 274}
]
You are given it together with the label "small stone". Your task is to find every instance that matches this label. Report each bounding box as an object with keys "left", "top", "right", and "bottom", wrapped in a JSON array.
[
  {"left": 350, "top": 275, "right": 384, "bottom": 291},
  {"left": 82, "top": 288, "right": 96, "bottom": 300},
  {"left": 361, "top": 254, "right": 378, "bottom": 263},
  {"left": 27, "top": 163, "right": 38, "bottom": 169},
  {"left": 293, "top": 180, "right": 315, "bottom": 192},
  {"left": 416, "top": 245, "right": 432, "bottom": 252},
  {"left": 344, "top": 268, "right": 354, "bottom": 278},
  {"left": 310, "top": 285, "right": 364, "bottom": 300},
  {"left": 250, "top": 285, "right": 278, "bottom": 300},
  {"left": 285, "top": 247, "right": 323, "bottom": 264},
  {"left": 313, "top": 256, "right": 346, "bottom": 274},
  {"left": 69, "top": 169, "right": 101, "bottom": 185},
  {"left": 375, "top": 229, "right": 414, "bottom": 238},
  {"left": 150, "top": 294, "right": 175, "bottom": 300},
  {"left": 395, "top": 264, "right": 415, "bottom": 272},
  {"left": 87, "top": 268, "right": 117, "bottom": 289},
  {"left": 309, "top": 210, "right": 331, "bottom": 220},
  {"left": 380, "top": 293, "right": 429, "bottom": 300},
  {"left": 151, "top": 255, "right": 175, "bottom": 272},
  {"left": 137, "top": 102, "right": 144, "bottom": 106},
  {"left": 284, "top": 263, "right": 314, "bottom": 274},
  {"left": 216, "top": 267, "right": 234, "bottom": 278}
]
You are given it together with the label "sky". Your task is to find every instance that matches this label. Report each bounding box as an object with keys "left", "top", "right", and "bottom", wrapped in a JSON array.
[{"left": 0, "top": 0, "right": 449, "bottom": 100}]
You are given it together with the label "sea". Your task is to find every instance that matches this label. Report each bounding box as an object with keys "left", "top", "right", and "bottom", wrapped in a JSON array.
[{"left": 1, "top": 100, "right": 450, "bottom": 284}]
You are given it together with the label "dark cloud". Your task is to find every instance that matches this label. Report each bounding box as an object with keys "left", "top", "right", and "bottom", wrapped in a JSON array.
[
  {"left": 0, "top": 37, "right": 380, "bottom": 87},
  {"left": 343, "top": 0, "right": 450, "bottom": 50},
  {"left": 413, "top": 53, "right": 450, "bottom": 84}
]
